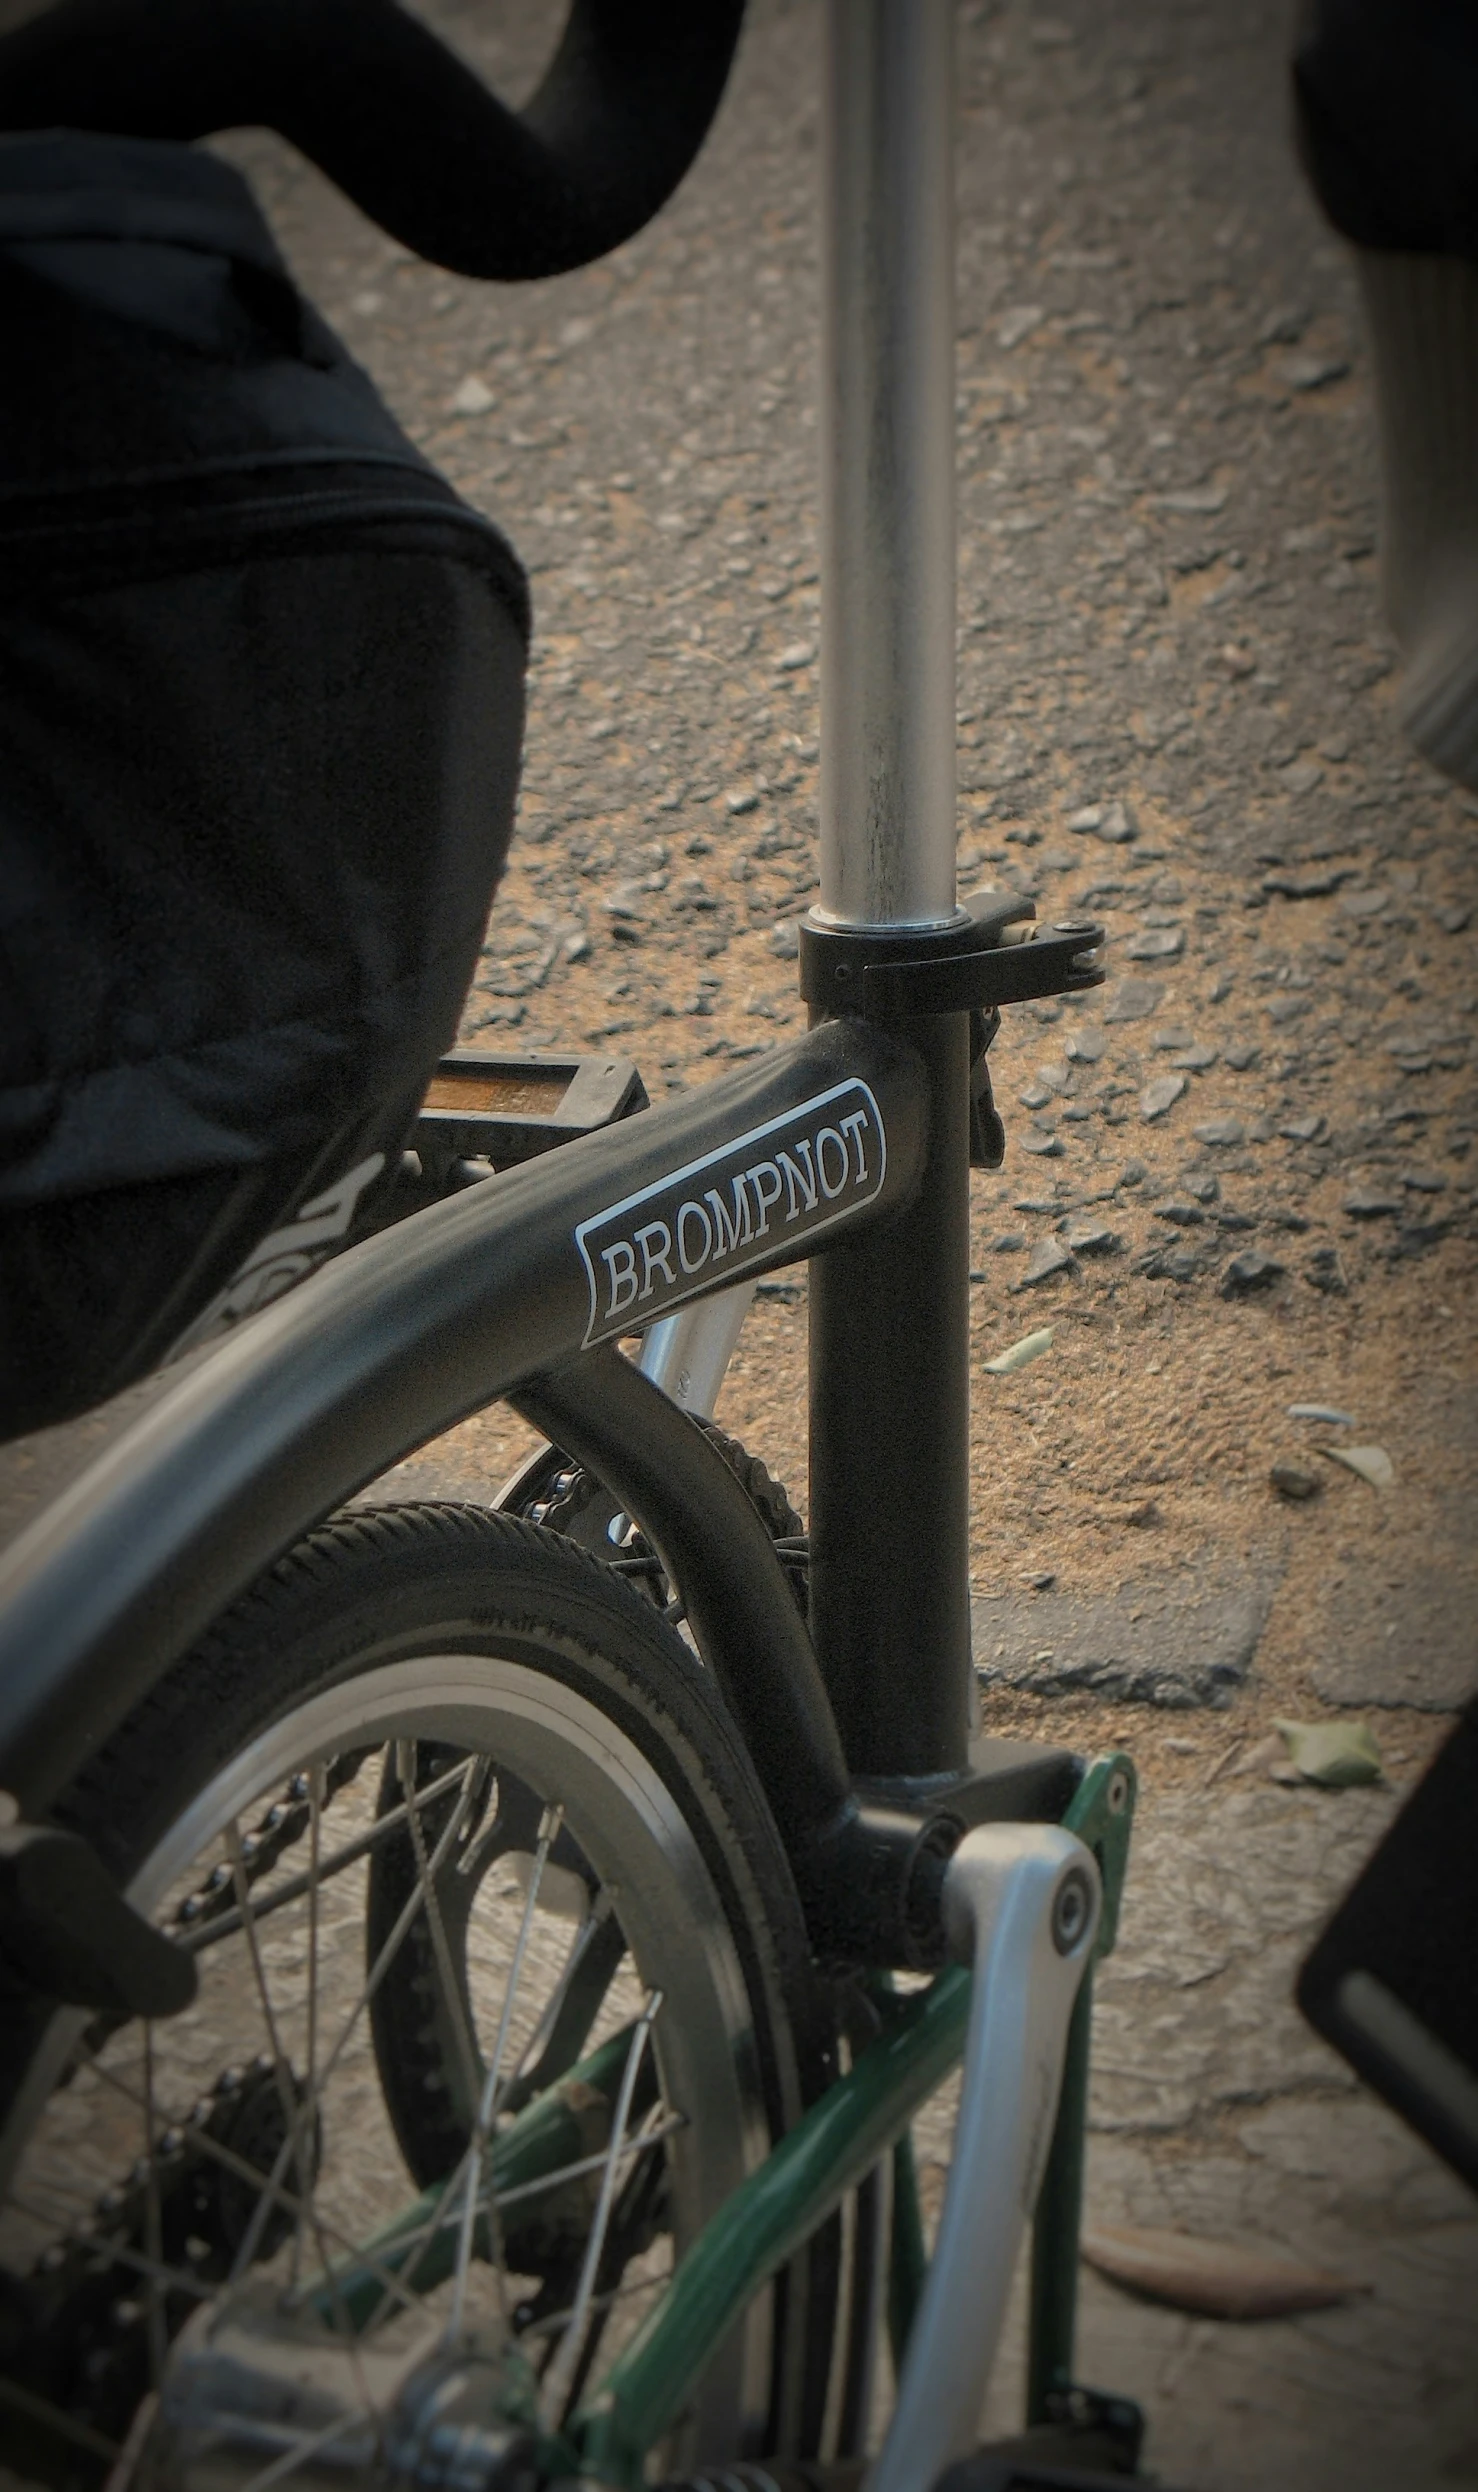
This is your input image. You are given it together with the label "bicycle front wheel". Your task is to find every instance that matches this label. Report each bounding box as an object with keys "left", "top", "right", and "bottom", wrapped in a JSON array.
[{"left": 0, "top": 1504, "right": 839, "bottom": 2485}]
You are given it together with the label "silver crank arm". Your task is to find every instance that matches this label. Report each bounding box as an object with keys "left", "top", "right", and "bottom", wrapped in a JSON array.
[{"left": 868, "top": 1825, "right": 1102, "bottom": 2492}]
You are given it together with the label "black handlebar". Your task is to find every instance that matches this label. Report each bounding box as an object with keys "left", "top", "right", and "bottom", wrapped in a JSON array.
[{"left": 0, "top": 0, "right": 746, "bottom": 277}]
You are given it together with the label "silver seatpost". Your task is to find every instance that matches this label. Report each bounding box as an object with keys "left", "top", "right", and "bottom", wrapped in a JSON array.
[{"left": 820, "top": 0, "right": 958, "bottom": 931}]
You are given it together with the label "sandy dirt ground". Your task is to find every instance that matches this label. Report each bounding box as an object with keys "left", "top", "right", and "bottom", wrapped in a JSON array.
[{"left": 3, "top": 3, "right": 1477, "bottom": 2487}]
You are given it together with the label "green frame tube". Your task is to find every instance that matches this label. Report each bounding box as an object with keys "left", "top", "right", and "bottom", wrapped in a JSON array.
[
  {"left": 574, "top": 1967, "right": 971, "bottom": 2486},
  {"left": 575, "top": 1750, "right": 1136, "bottom": 2485}
]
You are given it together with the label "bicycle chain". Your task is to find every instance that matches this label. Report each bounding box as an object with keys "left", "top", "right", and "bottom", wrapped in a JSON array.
[{"left": 5, "top": 2054, "right": 313, "bottom": 2466}]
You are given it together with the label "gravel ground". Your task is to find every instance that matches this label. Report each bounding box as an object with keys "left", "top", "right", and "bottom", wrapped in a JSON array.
[{"left": 3, "top": 2, "right": 1477, "bottom": 2485}]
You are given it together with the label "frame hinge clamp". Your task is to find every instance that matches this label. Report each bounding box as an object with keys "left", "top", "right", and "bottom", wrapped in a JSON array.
[{"left": 798, "top": 892, "right": 1105, "bottom": 1021}]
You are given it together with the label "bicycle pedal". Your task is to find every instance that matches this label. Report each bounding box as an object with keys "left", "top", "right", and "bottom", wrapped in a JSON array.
[{"left": 415, "top": 1047, "right": 647, "bottom": 1179}]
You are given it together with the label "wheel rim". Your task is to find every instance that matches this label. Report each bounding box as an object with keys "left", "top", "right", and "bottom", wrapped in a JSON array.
[{"left": 1, "top": 1652, "right": 779, "bottom": 2481}]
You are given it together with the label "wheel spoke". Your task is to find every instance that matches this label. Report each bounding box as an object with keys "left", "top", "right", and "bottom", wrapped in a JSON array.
[
  {"left": 445, "top": 1799, "right": 564, "bottom": 2341},
  {"left": 537, "top": 1987, "right": 663, "bottom": 2431}
]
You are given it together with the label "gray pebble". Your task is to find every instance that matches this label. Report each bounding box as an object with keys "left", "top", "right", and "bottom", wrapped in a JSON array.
[
  {"left": 1152, "top": 1027, "right": 1196, "bottom": 1051},
  {"left": 1400, "top": 1168, "right": 1447, "bottom": 1193},
  {"left": 1104, "top": 979, "right": 1164, "bottom": 1023},
  {"left": 1280, "top": 1113, "right": 1325, "bottom": 1142},
  {"left": 1250, "top": 1114, "right": 1278, "bottom": 1142},
  {"left": 1065, "top": 1026, "right": 1107, "bottom": 1063},
  {"left": 1138, "top": 1243, "right": 1199, "bottom": 1283},
  {"left": 1220, "top": 1251, "right": 1285, "bottom": 1299},
  {"left": 1192, "top": 1117, "right": 1245, "bottom": 1146},
  {"left": 1172, "top": 1043, "right": 1219, "bottom": 1071},
  {"left": 1214, "top": 1208, "right": 1257, "bottom": 1232},
  {"left": 990, "top": 1233, "right": 1028, "bottom": 1252},
  {"left": 1126, "top": 926, "right": 1186, "bottom": 961},
  {"left": 1155, "top": 1200, "right": 1206, "bottom": 1225},
  {"left": 1305, "top": 1245, "right": 1349, "bottom": 1294},
  {"left": 1186, "top": 1175, "right": 1220, "bottom": 1203},
  {"left": 1342, "top": 1186, "right": 1403, "bottom": 1218},
  {"left": 1020, "top": 1131, "right": 1065, "bottom": 1158},
  {"left": 1141, "top": 1074, "right": 1188, "bottom": 1120},
  {"left": 1018, "top": 1080, "right": 1055, "bottom": 1109},
  {"left": 1015, "top": 1237, "right": 1076, "bottom": 1287},
  {"left": 1224, "top": 1043, "right": 1261, "bottom": 1070},
  {"left": 1061, "top": 1219, "right": 1121, "bottom": 1254}
]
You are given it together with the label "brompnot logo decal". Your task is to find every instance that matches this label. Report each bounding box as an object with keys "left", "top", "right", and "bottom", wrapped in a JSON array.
[{"left": 576, "top": 1079, "right": 886, "bottom": 1343}]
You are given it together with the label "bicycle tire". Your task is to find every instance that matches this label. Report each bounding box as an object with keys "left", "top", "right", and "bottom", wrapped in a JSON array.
[{"left": 0, "top": 1504, "right": 843, "bottom": 2486}]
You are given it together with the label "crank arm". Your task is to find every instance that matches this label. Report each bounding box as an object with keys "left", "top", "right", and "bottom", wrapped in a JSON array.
[{"left": 868, "top": 1825, "right": 1101, "bottom": 2492}]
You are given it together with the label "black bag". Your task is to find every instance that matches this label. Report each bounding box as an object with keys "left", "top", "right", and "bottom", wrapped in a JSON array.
[{"left": 0, "top": 130, "right": 529, "bottom": 1441}]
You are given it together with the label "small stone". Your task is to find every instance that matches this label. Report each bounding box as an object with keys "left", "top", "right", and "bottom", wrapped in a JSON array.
[
  {"left": 1155, "top": 1200, "right": 1206, "bottom": 1226},
  {"left": 1280, "top": 1114, "right": 1325, "bottom": 1142},
  {"left": 1224, "top": 1043, "right": 1260, "bottom": 1071},
  {"left": 1340, "top": 888, "right": 1388, "bottom": 920},
  {"left": 775, "top": 641, "right": 816, "bottom": 672},
  {"left": 1104, "top": 979, "right": 1163, "bottom": 1024},
  {"left": 1141, "top": 1074, "right": 1187, "bottom": 1121},
  {"left": 1280, "top": 351, "right": 1351, "bottom": 392},
  {"left": 1342, "top": 1186, "right": 1403, "bottom": 1219},
  {"left": 769, "top": 919, "right": 801, "bottom": 958},
  {"left": 1067, "top": 804, "right": 1104, "bottom": 834},
  {"left": 1275, "top": 761, "right": 1326, "bottom": 799},
  {"left": 1152, "top": 1027, "right": 1196, "bottom": 1051},
  {"left": 1261, "top": 304, "right": 1310, "bottom": 345},
  {"left": 1193, "top": 1117, "right": 1245, "bottom": 1147},
  {"left": 1219, "top": 643, "right": 1256, "bottom": 677},
  {"left": 1019, "top": 1081, "right": 1055, "bottom": 1110},
  {"left": 563, "top": 931, "right": 591, "bottom": 962},
  {"left": 1015, "top": 1237, "right": 1076, "bottom": 1287},
  {"left": 1304, "top": 1246, "right": 1349, "bottom": 1295},
  {"left": 990, "top": 1232, "right": 1027, "bottom": 1252},
  {"left": 1118, "top": 1159, "right": 1148, "bottom": 1187},
  {"left": 1061, "top": 1219, "right": 1121, "bottom": 1254},
  {"left": 1154, "top": 486, "right": 1228, "bottom": 515},
  {"left": 725, "top": 788, "right": 759, "bottom": 815},
  {"left": 449, "top": 373, "right": 495, "bottom": 416},
  {"left": 1220, "top": 1251, "right": 1285, "bottom": 1299},
  {"left": 1065, "top": 1026, "right": 1106, "bottom": 1063},
  {"left": 1095, "top": 799, "right": 1137, "bottom": 845},
  {"left": 1263, "top": 865, "right": 1350, "bottom": 898},
  {"left": 1020, "top": 1130, "right": 1065, "bottom": 1158},
  {"left": 1186, "top": 1175, "right": 1220, "bottom": 1203},
  {"left": 1400, "top": 1168, "right": 1447, "bottom": 1193},
  {"left": 1215, "top": 1208, "right": 1257, "bottom": 1232},
  {"left": 1139, "top": 1244, "right": 1199, "bottom": 1283},
  {"left": 998, "top": 303, "right": 1046, "bottom": 349},
  {"left": 1271, "top": 1459, "right": 1321, "bottom": 1501},
  {"left": 1172, "top": 1043, "right": 1218, "bottom": 1071},
  {"left": 1126, "top": 926, "right": 1186, "bottom": 961},
  {"left": 1436, "top": 903, "right": 1472, "bottom": 934}
]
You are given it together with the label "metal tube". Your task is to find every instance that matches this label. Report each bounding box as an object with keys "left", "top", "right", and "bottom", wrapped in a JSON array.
[
  {"left": 0, "top": 1020, "right": 928, "bottom": 1816},
  {"left": 819, "top": 0, "right": 958, "bottom": 930},
  {"left": 636, "top": 1280, "right": 756, "bottom": 1419},
  {"left": 809, "top": 1010, "right": 973, "bottom": 1779}
]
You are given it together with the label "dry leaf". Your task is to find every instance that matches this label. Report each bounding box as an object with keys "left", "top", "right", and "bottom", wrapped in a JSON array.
[
  {"left": 1080, "top": 2223, "right": 1367, "bottom": 2320},
  {"left": 1320, "top": 1443, "right": 1395, "bottom": 1490},
  {"left": 984, "top": 1326, "right": 1055, "bottom": 1376},
  {"left": 1273, "top": 1717, "right": 1383, "bottom": 1787}
]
